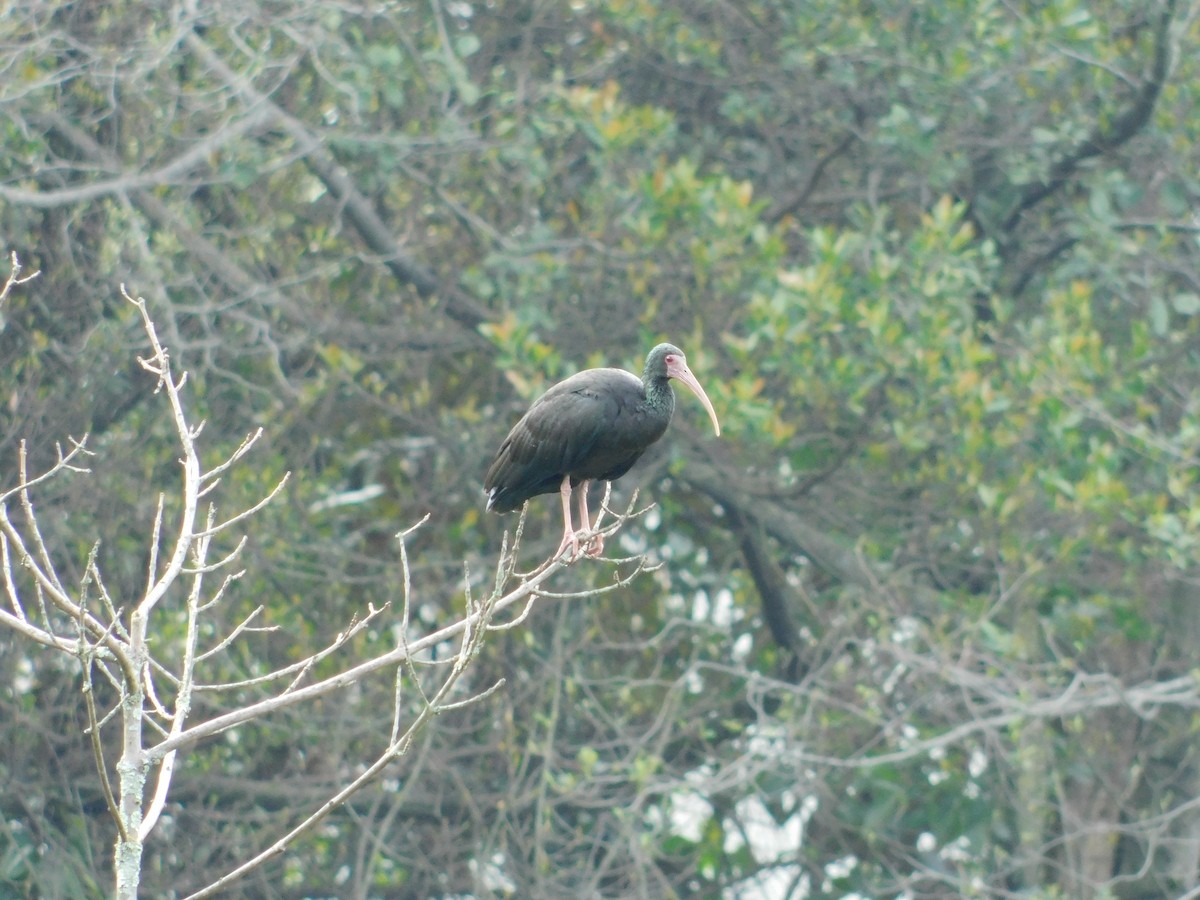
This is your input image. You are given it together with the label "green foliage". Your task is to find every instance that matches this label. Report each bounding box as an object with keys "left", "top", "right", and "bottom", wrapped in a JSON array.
[{"left": 2, "top": 0, "right": 1199, "bottom": 895}]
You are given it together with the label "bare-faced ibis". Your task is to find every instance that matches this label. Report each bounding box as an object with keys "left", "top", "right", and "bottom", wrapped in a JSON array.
[{"left": 484, "top": 343, "right": 721, "bottom": 559}]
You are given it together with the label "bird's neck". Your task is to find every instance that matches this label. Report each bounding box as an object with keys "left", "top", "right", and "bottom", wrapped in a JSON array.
[{"left": 641, "top": 373, "right": 675, "bottom": 414}]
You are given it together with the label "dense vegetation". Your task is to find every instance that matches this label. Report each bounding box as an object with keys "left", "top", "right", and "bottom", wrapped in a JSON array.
[{"left": 2, "top": 0, "right": 1198, "bottom": 896}]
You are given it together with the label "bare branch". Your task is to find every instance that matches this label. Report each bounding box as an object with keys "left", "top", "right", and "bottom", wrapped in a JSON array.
[
  {"left": 1, "top": 276, "right": 652, "bottom": 894},
  {"left": 1, "top": 530, "right": 26, "bottom": 622},
  {"left": 81, "top": 648, "right": 129, "bottom": 843},
  {"left": 148, "top": 511, "right": 645, "bottom": 761},
  {"left": 122, "top": 287, "right": 201, "bottom": 620},
  {"left": 192, "top": 473, "right": 291, "bottom": 539},
  {"left": 200, "top": 428, "right": 265, "bottom": 483},
  {"left": 182, "top": 521, "right": 511, "bottom": 899},
  {"left": 0, "top": 251, "right": 40, "bottom": 306},
  {"left": 0, "top": 495, "right": 135, "bottom": 678},
  {"left": 0, "top": 105, "right": 274, "bottom": 209},
  {"left": 85, "top": 552, "right": 126, "bottom": 640},
  {"left": 0, "top": 605, "right": 78, "bottom": 652},
  {"left": 180, "top": 535, "right": 247, "bottom": 575},
  {"left": 1003, "top": 0, "right": 1182, "bottom": 229},
  {"left": 194, "top": 601, "right": 263, "bottom": 663},
  {"left": 194, "top": 603, "right": 386, "bottom": 692},
  {"left": 435, "top": 677, "right": 507, "bottom": 713},
  {"left": 182, "top": 31, "right": 492, "bottom": 334},
  {"left": 145, "top": 495, "right": 166, "bottom": 595}
]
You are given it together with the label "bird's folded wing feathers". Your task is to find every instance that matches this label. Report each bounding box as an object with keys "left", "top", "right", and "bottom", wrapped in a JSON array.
[{"left": 501, "top": 384, "right": 619, "bottom": 471}]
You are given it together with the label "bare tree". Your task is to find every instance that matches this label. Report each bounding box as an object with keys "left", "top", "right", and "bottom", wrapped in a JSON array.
[{"left": 0, "top": 258, "right": 652, "bottom": 898}]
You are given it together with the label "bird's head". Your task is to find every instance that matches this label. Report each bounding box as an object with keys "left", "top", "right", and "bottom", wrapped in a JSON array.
[{"left": 647, "top": 343, "right": 721, "bottom": 436}]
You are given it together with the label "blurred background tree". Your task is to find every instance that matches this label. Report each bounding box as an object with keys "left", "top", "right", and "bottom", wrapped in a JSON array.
[{"left": 2, "top": 0, "right": 1198, "bottom": 896}]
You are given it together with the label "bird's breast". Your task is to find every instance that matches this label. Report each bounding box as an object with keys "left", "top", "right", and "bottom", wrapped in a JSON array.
[{"left": 568, "top": 403, "right": 670, "bottom": 480}]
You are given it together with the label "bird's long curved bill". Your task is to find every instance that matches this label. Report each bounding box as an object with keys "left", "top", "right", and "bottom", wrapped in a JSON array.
[{"left": 673, "top": 364, "right": 721, "bottom": 436}]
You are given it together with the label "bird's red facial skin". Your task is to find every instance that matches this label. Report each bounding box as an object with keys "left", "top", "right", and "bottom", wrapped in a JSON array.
[{"left": 665, "top": 354, "right": 721, "bottom": 436}]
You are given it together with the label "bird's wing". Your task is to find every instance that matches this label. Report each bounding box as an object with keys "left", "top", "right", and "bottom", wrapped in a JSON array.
[
  {"left": 484, "top": 369, "right": 641, "bottom": 504},
  {"left": 502, "top": 371, "right": 633, "bottom": 469}
]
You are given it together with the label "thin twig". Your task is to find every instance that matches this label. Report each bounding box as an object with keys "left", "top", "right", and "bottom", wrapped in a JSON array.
[
  {"left": 180, "top": 534, "right": 247, "bottom": 574},
  {"left": 0, "top": 251, "right": 40, "bottom": 306},
  {"left": 192, "top": 473, "right": 291, "bottom": 539},
  {"left": 148, "top": 509, "right": 646, "bottom": 759},
  {"left": 76, "top": 592, "right": 129, "bottom": 843},
  {"left": 0, "top": 436, "right": 92, "bottom": 506},
  {"left": 194, "top": 603, "right": 386, "bottom": 691},
  {"left": 200, "top": 428, "right": 265, "bottom": 483},
  {"left": 184, "top": 510, "right": 506, "bottom": 900},
  {"left": 398, "top": 517, "right": 434, "bottom": 712},
  {"left": 146, "top": 494, "right": 165, "bottom": 595},
  {"left": 194, "top": 602, "right": 264, "bottom": 662},
  {"left": 196, "top": 569, "right": 248, "bottom": 613}
]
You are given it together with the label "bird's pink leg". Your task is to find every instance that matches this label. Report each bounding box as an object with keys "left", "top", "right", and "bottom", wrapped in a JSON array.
[
  {"left": 576, "top": 480, "right": 605, "bottom": 557},
  {"left": 556, "top": 475, "right": 580, "bottom": 559}
]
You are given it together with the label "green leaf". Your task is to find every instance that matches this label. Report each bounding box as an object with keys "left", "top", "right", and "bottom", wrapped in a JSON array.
[
  {"left": 576, "top": 745, "right": 599, "bottom": 777},
  {"left": 1172, "top": 293, "right": 1200, "bottom": 315},
  {"left": 455, "top": 33, "right": 481, "bottom": 58},
  {"left": 1149, "top": 295, "right": 1169, "bottom": 335}
]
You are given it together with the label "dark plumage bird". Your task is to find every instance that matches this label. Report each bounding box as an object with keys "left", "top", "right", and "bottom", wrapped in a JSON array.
[{"left": 484, "top": 343, "right": 721, "bottom": 558}]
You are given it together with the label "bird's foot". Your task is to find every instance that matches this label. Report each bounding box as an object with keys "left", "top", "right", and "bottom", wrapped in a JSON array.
[
  {"left": 582, "top": 532, "right": 605, "bottom": 558},
  {"left": 556, "top": 530, "right": 582, "bottom": 561},
  {"left": 555, "top": 528, "right": 606, "bottom": 561}
]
